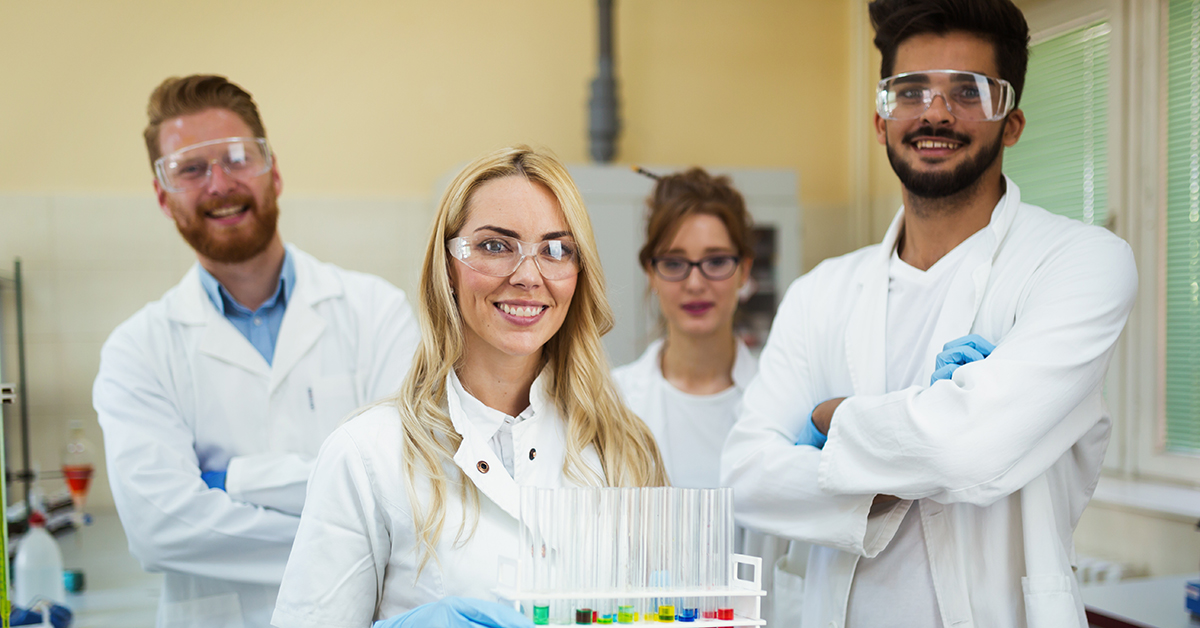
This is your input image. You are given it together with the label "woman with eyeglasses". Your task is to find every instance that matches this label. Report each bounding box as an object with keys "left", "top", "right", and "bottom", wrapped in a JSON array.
[
  {"left": 272, "top": 146, "right": 666, "bottom": 628},
  {"left": 612, "top": 167, "right": 792, "bottom": 626},
  {"left": 613, "top": 167, "right": 756, "bottom": 489}
]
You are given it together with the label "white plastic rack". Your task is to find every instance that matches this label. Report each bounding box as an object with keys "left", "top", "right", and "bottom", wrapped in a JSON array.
[{"left": 495, "top": 553, "right": 765, "bottom": 626}]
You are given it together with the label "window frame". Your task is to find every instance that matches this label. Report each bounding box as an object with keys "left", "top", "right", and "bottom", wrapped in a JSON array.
[{"left": 1023, "top": 0, "right": 1200, "bottom": 487}]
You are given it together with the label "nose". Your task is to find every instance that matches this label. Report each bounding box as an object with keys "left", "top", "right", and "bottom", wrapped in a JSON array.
[
  {"left": 683, "top": 264, "right": 707, "bottom": 289},
  {"left": 508, "top": 255, "right": 543, "bottom": 289},
  {"left": 920, "top": 93, "right": 955, "bottom": 126},
  {"left": 203, "top": 161, "right": 237, "bottom": 195}
]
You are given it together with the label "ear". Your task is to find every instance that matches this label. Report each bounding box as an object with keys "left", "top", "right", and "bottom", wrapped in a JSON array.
[
  {"left": 738, "top": 257, "right": 754, "bottom": 289},
  {"left": 874, "top": 113, "right": 888, "bottom": 145},
  {"left": 1002, "top": 108, "right": 1026, "bottom": 147},
  {"left": 153, "top": 179, "right": 173, "bottom": 219},
  {"left": 270, "top": 155, "right": 283, "bottom": 197}
]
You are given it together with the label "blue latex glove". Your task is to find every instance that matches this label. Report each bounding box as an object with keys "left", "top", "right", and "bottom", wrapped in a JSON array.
[
  {"left": 373, "top": 598, "right": 532, "bottom": 628},
  {"left": 11, "top": 603, "right": 72, "bottom": 627},
  {"left": 796, "top": 406, "right": 829, "bottom": 449},
  {"left": 930, "top": 334, "right": 996, "bottom": 384},
  {"left": 201, "top": 470, "right": 227, "bottom": 491}
]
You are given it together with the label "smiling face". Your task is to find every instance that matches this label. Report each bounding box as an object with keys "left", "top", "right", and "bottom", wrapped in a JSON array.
[
  {"left": 648, "top": 213, "right": 750, "bottom": 340},
  {"left": 875, "top": 31, "right": 1025, "bottom": 202},
  {"left": 155, "top": 108, "right": 282, "bottom": 264},
  {"left": 450, "top": 175, "right": 578, "bottom": 367}
]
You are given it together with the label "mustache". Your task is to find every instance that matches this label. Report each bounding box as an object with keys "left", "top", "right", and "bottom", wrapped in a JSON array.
[
  {"left": 197, "top": 193, "right": 256, "bottom": 214},
  {"left": 902, "top": 126, "right": 972, "bottom": 145}
]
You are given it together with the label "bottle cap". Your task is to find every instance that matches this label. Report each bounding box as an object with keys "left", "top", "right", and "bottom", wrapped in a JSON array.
[{"left": 28, "top": 511, "right": 46, "bottom": 526}]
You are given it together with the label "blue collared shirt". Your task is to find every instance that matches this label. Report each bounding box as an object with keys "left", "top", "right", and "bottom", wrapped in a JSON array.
[{"left": 197, "top": 252, "right": 295, "bottom": 366}]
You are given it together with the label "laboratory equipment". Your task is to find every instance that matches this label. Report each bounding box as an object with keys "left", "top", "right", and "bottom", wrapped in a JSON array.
[
  {"left": 507, "top": 486, "right": 762, "bottom": 626},
  {"left": 13, "top": 512, "right": 66, "bottom": 609},
  {"left": 61, "top": 420, "right": 95, "bottom": 518}
]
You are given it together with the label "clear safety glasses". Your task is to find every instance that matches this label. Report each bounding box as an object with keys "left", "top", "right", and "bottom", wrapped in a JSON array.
[
  {"left": 651, "top": 255, "right": 741, "bottom": 282},
  {"left": 154, "top": 137, "right": 273, "bottom": 193},
  {"left": 447, "top": 234, "right": 580, "bottom": 280},
  {"left": 876, "top": 70, "right": 1015, "bottom": 122}
]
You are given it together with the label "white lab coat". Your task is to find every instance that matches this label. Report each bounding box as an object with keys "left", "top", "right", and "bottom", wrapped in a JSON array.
[
  {"left": 613, "top": 339, "right": 798, "bottom": 626},
  {"left": 721, "top": 178, "right": 1138, "bottom": 628},
  {"left": 271, "top": 371, "right": 604, "bottom": 628},
  {"left": 94, "top": 245, "right": 420, "bottom": 628}
]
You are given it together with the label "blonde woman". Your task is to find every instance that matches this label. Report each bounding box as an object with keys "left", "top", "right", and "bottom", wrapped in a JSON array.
[{"left": 272, "top": 146, "right": 666, "bottom": 628}]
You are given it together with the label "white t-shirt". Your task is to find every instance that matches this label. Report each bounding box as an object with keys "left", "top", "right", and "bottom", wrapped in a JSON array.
[{"left": 845, "top": 228, "right": 985, "bottom": 628}]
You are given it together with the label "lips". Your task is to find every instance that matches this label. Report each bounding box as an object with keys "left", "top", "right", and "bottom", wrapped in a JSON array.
[{"left": 682, "top": 302, "right": 714, "bottom": 315}]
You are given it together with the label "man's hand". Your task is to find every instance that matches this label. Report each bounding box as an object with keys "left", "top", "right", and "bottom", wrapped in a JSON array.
[{"left": 930, "top": 334, "right": 995, "bottom": 384}]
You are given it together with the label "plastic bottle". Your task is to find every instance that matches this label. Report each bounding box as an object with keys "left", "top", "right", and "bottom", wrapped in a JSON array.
[{"left": 14, "top": 511, "right": 67, "bottom": 609}]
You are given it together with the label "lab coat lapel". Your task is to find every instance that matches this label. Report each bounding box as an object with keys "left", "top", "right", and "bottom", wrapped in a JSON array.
[
  {"left": 919, "top": 178, "right": 1022, "bottom": 379},
  {"left": 845, "top": 211, "right": 901, "bottom": 396},
  {"left": 172, "top": 267, "right": 270, "bottom": 377},
  {"left": 447, "top": 375, "right": 523, "bottom": 521},
  {"left": 269, "top": 249, "right": 335, "bottom": 393}
]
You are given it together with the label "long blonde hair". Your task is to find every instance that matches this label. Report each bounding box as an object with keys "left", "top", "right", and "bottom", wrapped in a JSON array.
[{"left": 394, "top": 145, "right": 667, "bottom": 574}]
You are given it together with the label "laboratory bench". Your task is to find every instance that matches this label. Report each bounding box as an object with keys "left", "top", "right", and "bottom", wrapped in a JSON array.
[
  {"left": 53, "top": 510, "right": 161, "bottom": 627},
  {"left": 1084, "top": 573, "right": 1200, "bottom": 628}
]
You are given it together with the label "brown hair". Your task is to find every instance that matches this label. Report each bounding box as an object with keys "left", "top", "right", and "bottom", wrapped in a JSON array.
[
  {"left": 143, "top": 75, "right": 267, "bottom": 169},
  {"left": 869, "top": 0, "right": 1030, "bottom": 107},
  {"left": 637, "top": 167, "right": 754, "bottom": 269}
]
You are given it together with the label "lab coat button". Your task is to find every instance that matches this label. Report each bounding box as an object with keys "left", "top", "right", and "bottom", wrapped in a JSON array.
[
  {"left": 529, "top": 448, "right": 537, "bottom": 460},
  {"left": 253, "top": 317, "right": 262, "bottom": 326},
  {"left": 477, "top": 460, "right": 489, "bottom": 473}
]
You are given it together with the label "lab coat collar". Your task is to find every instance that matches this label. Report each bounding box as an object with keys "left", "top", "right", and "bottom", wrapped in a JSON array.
[
  {"left": 448, "top": 370, "right": 534, "bottom": 443},
  {"left": 165, "top": 244, "right": 344, "bottom": 383},
  {"left": 446, "top": 367, "right": 556, "bottom": 521},
  {"left": 845, "top": 176, "right": 1022, "bottom": 395}
]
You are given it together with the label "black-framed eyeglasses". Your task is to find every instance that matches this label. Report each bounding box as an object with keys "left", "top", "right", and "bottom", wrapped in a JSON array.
[{"left": 650, "top": 255, "right": 741, "bottom": 281}]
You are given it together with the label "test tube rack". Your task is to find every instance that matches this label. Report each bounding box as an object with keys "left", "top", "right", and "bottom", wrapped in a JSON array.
[
  {"left": 495, "top": 553, "right": 765, "bottom": 626},
  {"left": 499, "top": 486, "right": 764, "bottom": 626}
]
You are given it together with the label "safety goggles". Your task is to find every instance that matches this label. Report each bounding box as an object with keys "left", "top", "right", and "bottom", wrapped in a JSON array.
[
  {"left": 154, "top": 137, "right": 273, "bottom": 193},
  {"left": 876, "top": 70, "right": 1015, "bottom": 122},
  {"left": 447, "top": 234, "right": 580, "bottom": 280},
  {"left": 650, "top": 255, "right": 741, "bottom": 282}
]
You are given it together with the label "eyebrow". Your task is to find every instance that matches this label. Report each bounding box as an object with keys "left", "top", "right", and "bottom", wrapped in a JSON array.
[
  {"left": 660, "top": 246, "right": 737, "bottom": 256},
  {"left": 473, "top": 225, "right": 574, "bottom": 241}
]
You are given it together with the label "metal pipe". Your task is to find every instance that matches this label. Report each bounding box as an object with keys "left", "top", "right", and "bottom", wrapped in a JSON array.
[
  {"left": 589, "top": 0, "right": 620, "bottom": 162},
  {"left": 15, "top": 258, "right": 31, "bottom": 516}
]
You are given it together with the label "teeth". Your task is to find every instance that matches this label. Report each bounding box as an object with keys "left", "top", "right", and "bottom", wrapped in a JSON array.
[
  {"left": 916, "top": 140, "right": 958, "bottom": 150},
  {"left": 498, "top": 303, "right": 543, "bottom": 318},
  {"left": 209, "top": 205, "right": 245, "bottom": 218}
]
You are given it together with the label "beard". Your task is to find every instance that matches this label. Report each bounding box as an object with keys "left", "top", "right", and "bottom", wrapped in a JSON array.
[
  {"left": 886, "top": 124, "right": 1004, "bottom": 201},
  {"left": 170, "top": 187, "right": 280, "bottom": 264}
]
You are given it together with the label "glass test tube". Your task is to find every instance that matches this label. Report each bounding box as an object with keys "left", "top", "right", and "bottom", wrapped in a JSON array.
[
  {"left": 555, "top": 489, "right": 576, "bottom": 625},
  {"left": 657, "top": 487, "right": 676, "bottom": 623},
  {"left": 576, "top": 489, "right": 597, "bottom": 625},
  {"left": 616, "top": 488, "right": 637, "bottom": 624},
  {"left": 638, "top": 487, "right": 657, "bottom": 623},
  {"left": 700, "top": 489, "right": 717, "bottom": 621},
  {"left": 716, "top": 488, "right": 735, "bottom": 623},
  {"left": 534, "top": 488, "right": 555, "bottom": 625},
  {"left": 520, "top": 486, "right": 537, "bottom": 622},
  {"left": 593, "top": 488, "right": 617, "bottom": 624},
  {"left": 675, "top": 489, "right": 699, "bottom": 622}
]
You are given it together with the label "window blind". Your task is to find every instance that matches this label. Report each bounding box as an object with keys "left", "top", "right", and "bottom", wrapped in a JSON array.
[
  {"left": 1165, "top": 0, "right": 1200, "bottom": 454},
  {"left": 1005, "top": 22, "right": 1110, "bottom": 226}
]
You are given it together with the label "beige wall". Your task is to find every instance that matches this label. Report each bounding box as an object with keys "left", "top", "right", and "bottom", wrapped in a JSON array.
[{"left": 0, "top": 1, "right": 856, "bottom": 511}]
